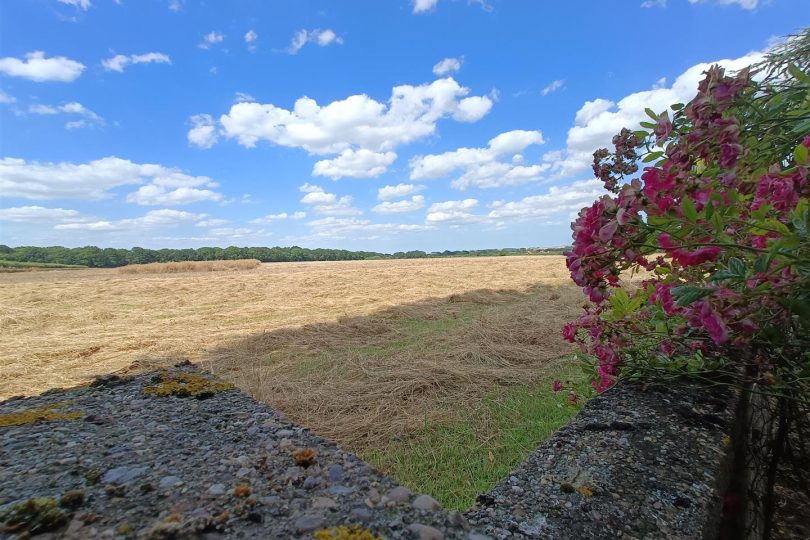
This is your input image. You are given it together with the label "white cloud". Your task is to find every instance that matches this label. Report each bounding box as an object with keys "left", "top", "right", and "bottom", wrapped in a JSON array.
[
  {"left": 0, "top": 156, "right": 223, "bottom": 203},
  {"left": 372, "top": 195, "right": 425, "bottom": 214},
  {"left": 55, "top": 209, "right": 204, "bottom": 231},
  {"left": 426, "top": 198, "right": 481, "bottom": 224},
  {"left": 126, "top": 185, "right": 223, "bottom": 206},
  {"left": 101, "top": 52, "right": 171, "bottom": 72},
  {"left": 641, "top": 0, "right": 666, "bottom": 7},
  {"left": 286, "top": 29, "right": 343, "bottom": 54},
  {"left": 410, "top": 129, "right": 548, "bottom": 189},
  {"left": 413, "top": 0, "right": 439, "bottom": 13},
  {"left": 188, "top": 114, "right": 218, "bottom": 148},
  {"left": 196, "top": 218, "right": 228, "bottom": 227},
  {"left": 550, "top": 50, "right": 765, "bottom": 178},
  {"left": 58, "top": 0, "right": 91, "bottom": 10},
  {"left": 29, "top": 101, "right": 103, "bottom": 128},
  {"left": 0, "top": 51, "right": 84, "bottom": 82},
  {"left": 204, "top": 77, "right": 492, "bottom": 157},
  {"left": 433, "top": 57, "right": 463, "bottom": 76},
  {"left": 234, "top": 92, "right": 256, "bottom": 103},
  {"left": 378, "top": 183, "right": 424, "bottom": 200},
  {"left": 209, "top": 227, "right": 254, "bottom": 238},
  {"left": 0, "top": 206, "right": 82, "bottom": 223},
  {"left": 487, "top": 179, "right": 606, "bottom": 221},
  {"left": 199, "top": 32, "right": 225, "bottom": 49},
  {"left": 168, "top": 0, "right": 183, "bottom": 11},
  {"left": 245, "top": 30, "right": 258, "bottom": 52},
  {"left": 313, "top": 149, "right": 397, "bottom": 179},
  {"left": 298, "top": 183, "right": 361, "bottom": 216},
  {"left": 250, "top": 211, "right": 306, "bottom": 224},
  {"left": 0, "top": 90, "right": 15, "bottom": 104},
  {"left": 541, "top": 79, "right": 565, "bottom": 96},
  {"left": 306, "top": 216, "right": 431, "bottom": 239}
]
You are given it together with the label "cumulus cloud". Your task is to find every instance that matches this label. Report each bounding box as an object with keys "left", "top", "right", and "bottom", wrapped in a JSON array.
[
  {"left": 410, "top": 129, "right": 548, "bottom": 189},
  {"left": 29, "top": 101, "right": 103, "bottom": 129},
  {"left": 549, "top": 50, "right": 765, "bottom": 178},
  {"left": 0, "top": 206, "right": 83, "bottom": 223},
  {"left": 640, "top": 0, "right": 666, "bottom": 7},
  {"left": 426, "top": 198, "right": 481, "bottom": 224},
  {"left": 372, "top": 195, "right": 425, "bottom": 214},
  {"left": 541, "top": 79, "right": 565, "bottom": 96},
  {"left": 250, "top": 211, "right": 306, "bottom": 224},
  {"left": 306, "top": 216, "right": 431, "bottom": 240},
  {"left": 286, "top": 29, "right": 343, "bottom": 54},
  {"left": 168, "top": 0, "right": 183, "bottom": 11},
  {"left": 487, "top": 179, "right": 606, "bottom": 221},
  {"left": 187, "top": 114, "right": 218, "bottom": 149},
  {"left": 196, "top": 218, "right": 228, "bottom": 227},
  {"left": 208, "top": 227, "right": 254, "bottom": 238},
  {"left": 0, "top": 156, "right": 223, "bottom": 203},
  {"left": 245, "top": 30, "right": 258, "bottom": 52},
  {"left": 197, "top": 78, "right": 492, "bottom": 174},
  {"left": 126, "top": 185, "right": 223, "bottom": 206},
  {"left": 0, "top": 51, "right": 84, "bottom": 82},
  {"left": 313, "top": 149, "right": 397, "bottom": 179},
  {"left": 298, "top": 183, "right": 361, "bottom": 216},
  {"left": 57, "top": 0, "right": 91, "bottom": 10},
  {"left": 433, "top": 57, "right": 463, "bottom": 76},
  {"left": 377, "top": 183, "right": 424, "bottom": 200},
  {"left": 199, "top": 31, "right": 225, "bottom": 49},
  {"left": 101, "top": 52, "right": 171, "bottom": 72},
  {"left": 412, "top": 0, "right": 439, "bottom": 13},
  {"left": 55, "top": 209, "right": 204, "bottom": 231}
]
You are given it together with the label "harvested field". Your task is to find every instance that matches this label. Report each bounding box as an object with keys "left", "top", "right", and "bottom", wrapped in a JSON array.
[
  {"left": 0, "top": 256, "right": 584, "bottom": 506},
  {"left": 117, "top": 258, "right": 261, "bottom": 274}
]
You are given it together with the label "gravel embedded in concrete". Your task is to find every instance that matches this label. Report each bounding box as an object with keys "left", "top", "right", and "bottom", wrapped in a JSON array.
[{"left": 0, "top": 366, "right": 484, "bottom": 539}]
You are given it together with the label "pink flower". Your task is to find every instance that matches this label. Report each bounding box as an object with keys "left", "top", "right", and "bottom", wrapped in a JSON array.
[
  {"left": 695, "top": 301, "right": 729, "bottom": 345},
  {"left": 562, "top": 323, "right": 577, "bottom": 343},
  {"left": 552, "top": 380, "right": 564, "bottom": 392}
]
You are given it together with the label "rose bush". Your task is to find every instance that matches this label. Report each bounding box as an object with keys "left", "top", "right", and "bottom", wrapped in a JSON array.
[{"left": 562, "top": 34, "right": 810, "bottom": 403}]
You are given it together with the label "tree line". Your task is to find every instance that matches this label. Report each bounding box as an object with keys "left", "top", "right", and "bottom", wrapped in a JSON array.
[{"left": 0, "top": 245, "right": 568, "bottom": 268}]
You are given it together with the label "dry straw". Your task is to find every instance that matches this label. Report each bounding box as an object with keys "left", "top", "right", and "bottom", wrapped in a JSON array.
[
  {"left": 0, "top": 256, "right": 582, "bottom": 452},
  {"left": 117, "top": 259, "right": 261, "bottom": 274}
]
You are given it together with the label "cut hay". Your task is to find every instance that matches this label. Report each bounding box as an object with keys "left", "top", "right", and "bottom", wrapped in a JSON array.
[
  {"left": 0, "top": 256, "right": 582, "bottom": 451},
  {"left": 117, "top": 259, "right": 261, "bottom": 274}
]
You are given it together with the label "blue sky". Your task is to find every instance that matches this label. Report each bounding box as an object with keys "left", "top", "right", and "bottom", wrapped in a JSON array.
[{"left": 0, "top": 0, "right": 806, "bottom": 251}]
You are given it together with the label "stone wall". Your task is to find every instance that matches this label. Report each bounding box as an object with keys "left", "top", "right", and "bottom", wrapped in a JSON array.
[{"left": 0, "top": 367, "right": 747, "bottom": 539}]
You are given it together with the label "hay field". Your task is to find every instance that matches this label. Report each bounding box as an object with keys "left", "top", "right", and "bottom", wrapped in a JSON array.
[{"left": 0, "top": 256, "right": 581, "bottom": 443}]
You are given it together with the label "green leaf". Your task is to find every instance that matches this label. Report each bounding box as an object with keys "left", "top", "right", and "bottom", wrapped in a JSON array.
[
  {"left": 753, "top": 254, "right": 771, "bottom": 273},
  {"left": 729, "top": 257, "right": 746, "bottom": 277},
  {"left": 796, "top": 143, "right": 809, "bottom": 165},
  {"left": 682, "top": 196, "right": 698, "bottom": 222},
  {"left": 670, "top": 103, "right": 684, "bottom": 111},
  {"left": 787, "top": 63, "right": 810, "bottom": 84},
  {"left": 642, "top": 151, "right": 663, "bottom": 163},
  {"left": 644, "top": 108, "right": 659, "bottom": 121},
  {"left": 632, "top": 130, "right": 649, "bottom": 139},
  {"left": 671, "top": 286, "right": 714, "bottom": 307},
  {"left": 639, "top": 121, "right": 656, "bottom": 129}
]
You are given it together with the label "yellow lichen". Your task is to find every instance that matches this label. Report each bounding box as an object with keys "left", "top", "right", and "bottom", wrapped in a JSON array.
[
  {"left": 577, "top": 485, "right": 594, "bottom": 497},
  {"left": 0, "top": 402, "right": 82, "bottom": 428},
  {"left": 313, "top": 525, "right": 384, "bottom": 540},
  {"left": 0, "top": 497, "right": 68, "bottom": 535},
  {"left": 142, "top": 371, "right": 234, "bottom": 399},
  {"left": 233, "top": 484, "right": 251, "bottom": 498},
  {"left": 293, "top": 447, "right": 318, "bottom": 467},
  {"left": 721, "top": 435, "right": 732, "bottom": 449}
]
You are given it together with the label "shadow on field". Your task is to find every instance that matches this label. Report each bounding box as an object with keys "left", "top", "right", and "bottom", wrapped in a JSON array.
[{"left": 198, "top": 283, "right": 582, "bottom": 451}]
